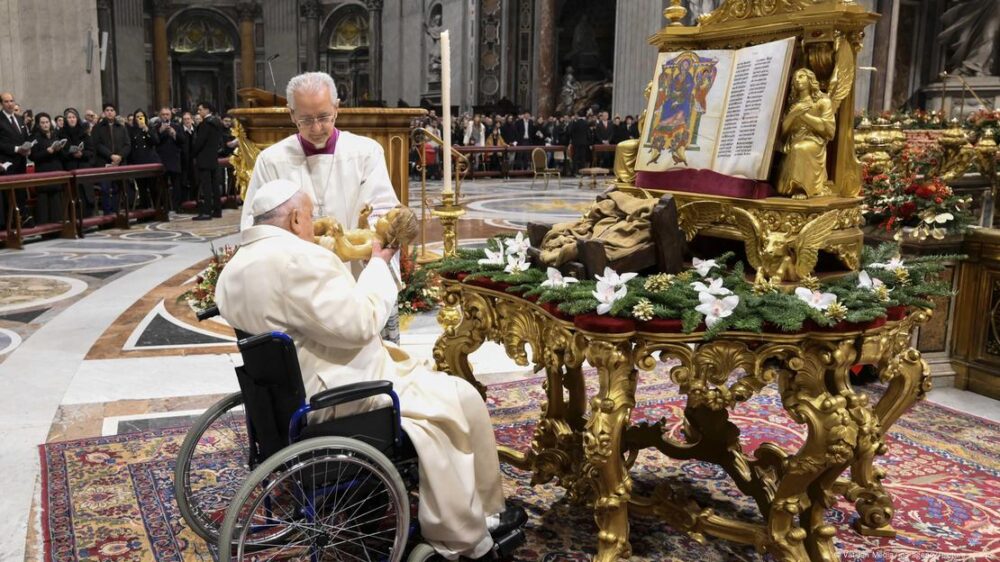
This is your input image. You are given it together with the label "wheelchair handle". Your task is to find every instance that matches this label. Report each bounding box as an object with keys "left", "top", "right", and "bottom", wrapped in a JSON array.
[{"left": 196, "top": 305, "right": 220, "bottom": 322}]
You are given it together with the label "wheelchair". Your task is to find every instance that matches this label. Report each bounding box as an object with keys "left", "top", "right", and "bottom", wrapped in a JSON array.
[{"left": 174, "top": 306, "right": 525, "bottom": 561}]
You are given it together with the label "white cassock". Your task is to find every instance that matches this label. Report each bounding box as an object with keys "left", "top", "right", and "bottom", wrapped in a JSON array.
[
  {"left": 240, "top": 131, "right": 400, "bottom": 278},
  {"left": 216, "top": 225, "right": 505, "bottom": 559}
]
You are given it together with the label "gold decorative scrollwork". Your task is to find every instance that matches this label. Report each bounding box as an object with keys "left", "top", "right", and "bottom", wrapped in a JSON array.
[{"left": 433, "top": 279, "right": 929, "bottom": 562}]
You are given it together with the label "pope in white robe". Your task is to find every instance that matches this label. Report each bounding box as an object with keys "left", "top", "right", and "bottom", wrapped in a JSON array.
[{"left": 217, "top": 179, "right": 510, "bottom": 560}]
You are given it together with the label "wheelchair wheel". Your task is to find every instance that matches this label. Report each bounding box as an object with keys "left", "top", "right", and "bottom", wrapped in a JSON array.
[
  {"left": 407, "top": 543, "right": 444, "bottom": 561},
  {"left": 219, "top": 436, "right": 410, "bottom": 562},
  {"left": 174, "top": 392, "right": 251, "bottom": 543}
]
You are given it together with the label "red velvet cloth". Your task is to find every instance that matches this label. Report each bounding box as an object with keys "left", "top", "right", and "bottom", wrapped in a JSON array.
[
  {"left": 635, "top": 168, "right": 775, "bottom": 200},
  {"left": 885, "top": 306, "right": 907, "bottom": 321},
  {"left": 637, "top": 318, "right": 687, "bottom": 333},
  {"left": 573, "top": 313, "right": 636, "bottom": 334}
]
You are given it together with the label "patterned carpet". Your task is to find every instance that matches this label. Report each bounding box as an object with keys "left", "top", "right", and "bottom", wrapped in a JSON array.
[{"left": 39, "top": 368, "right": 999, "bottom": 561}]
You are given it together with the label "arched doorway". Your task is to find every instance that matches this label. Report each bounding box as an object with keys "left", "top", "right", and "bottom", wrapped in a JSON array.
[
  {"left": 168, "top": 9, "right": 239, "bottom": 112},
  {"left": 322, "top": 6, "right": 370, "bottom": 106}
]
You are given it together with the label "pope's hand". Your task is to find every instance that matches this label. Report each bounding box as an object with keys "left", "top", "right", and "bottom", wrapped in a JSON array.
[{"left": 371, "top": 237, "right": 397, "bottom": 263}]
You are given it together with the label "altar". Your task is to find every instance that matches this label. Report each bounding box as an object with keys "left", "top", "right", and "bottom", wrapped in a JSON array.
[{"left": 228, "top": 88, "right": 426, "bottom": 205}]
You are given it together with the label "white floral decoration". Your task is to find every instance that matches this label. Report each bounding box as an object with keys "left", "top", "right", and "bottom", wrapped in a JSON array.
[
  {"left": 692, "top": 258, "right": 718, "bottom": 278},
  {"left": 478, "top": 242, "right": 506, "bottom": 266},
  {"left": 794, "top": 287, "right": 838, "bottom": 310},
  {"left": 592, "top": 281, "right": 627, "bottom": 315},
  {"left": 694, "top": 292, "right": 739, "bottom": 328},
  {"left": 504, "top": 253, "right": 529, "bottom": 274},
  {"left": 540, "top": 267, "right": 579, "bottom": 289},
  {"left": 594, "top": 267, "right": 637, "bottom": 289},
  {"left": 505, "top": 232, "right": 531, "bottom": 256},
  {"left": 690, "top": 277, "right": 732, "bottom": 296}
]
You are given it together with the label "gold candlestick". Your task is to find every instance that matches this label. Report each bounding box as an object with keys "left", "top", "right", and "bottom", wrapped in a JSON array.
[{"left": 431, "top": 190, "right": 466, "bottom": 259}]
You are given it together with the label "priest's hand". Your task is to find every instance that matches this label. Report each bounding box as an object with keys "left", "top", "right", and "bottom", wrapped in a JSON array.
[{"left": 371, "top": 237, "right": 397, "bottom": 264}]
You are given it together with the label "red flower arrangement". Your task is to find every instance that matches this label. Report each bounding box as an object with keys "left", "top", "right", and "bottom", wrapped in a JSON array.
[{"left": 180, "top": 245, "right": 239, "bottom": 312}]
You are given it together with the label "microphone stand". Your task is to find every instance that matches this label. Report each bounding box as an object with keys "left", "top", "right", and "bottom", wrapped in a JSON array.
[{"left": 267, "top": 54, "right": 280, "bottom": 106}]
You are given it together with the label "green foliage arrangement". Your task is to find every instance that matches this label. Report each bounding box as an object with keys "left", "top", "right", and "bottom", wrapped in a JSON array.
[
  {"left": 427, "top": 236, "right": 955, "bottom": 340},
  {"left": 180, "top": 244, "right": 238, "bottom": 312}
]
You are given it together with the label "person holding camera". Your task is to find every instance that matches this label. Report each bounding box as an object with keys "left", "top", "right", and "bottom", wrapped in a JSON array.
[{"left": 154, "top": 107, "right": 185, "bottom": 213}]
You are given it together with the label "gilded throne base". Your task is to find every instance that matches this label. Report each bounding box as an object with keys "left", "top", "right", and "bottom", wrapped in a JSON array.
[{"left": 433, "top": 277, "right": 931, "bottom": 562}]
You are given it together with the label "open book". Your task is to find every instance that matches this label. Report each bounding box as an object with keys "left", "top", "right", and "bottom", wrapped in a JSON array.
[
  {"left": 636, "top": 37, "right": 795, "bottom": 180},
  {"left": 17, "top": 140, "right": 37, "bottom": 151},
  {"left": 51, "top": 138, "right": 68, "bottom": 151},
  {"left": 1, "top": 162, "right": 11, "bottom": 171},
  {"left": 67, "top": 141, "right": 85, "bottom": 154}
]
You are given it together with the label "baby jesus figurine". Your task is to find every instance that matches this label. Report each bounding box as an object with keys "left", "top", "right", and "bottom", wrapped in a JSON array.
[{"left": 313, "top": 204, "right": 419, "bottom": 262}]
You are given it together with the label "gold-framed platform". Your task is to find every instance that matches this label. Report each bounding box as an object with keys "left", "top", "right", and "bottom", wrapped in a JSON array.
[{"left": 433, "top": 276, "right": 931, "bottom": 562}]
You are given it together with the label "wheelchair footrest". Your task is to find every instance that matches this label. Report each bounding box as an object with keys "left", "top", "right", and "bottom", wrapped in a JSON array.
[{"left": 492, "top": 528, "right": 525, "bottom": 560}]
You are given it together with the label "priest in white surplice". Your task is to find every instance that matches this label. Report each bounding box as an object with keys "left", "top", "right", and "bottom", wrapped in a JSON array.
[
  {"left": 218, "top": 180, "right": 525, "bottom": 561},
  {"left": 241, "top": 71, "right": 402, "bottom": 340}
]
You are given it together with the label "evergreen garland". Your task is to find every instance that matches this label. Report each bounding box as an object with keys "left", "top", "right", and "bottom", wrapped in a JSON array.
[{"left": 425, "top": 236, "right": 957, "bottom": 339}]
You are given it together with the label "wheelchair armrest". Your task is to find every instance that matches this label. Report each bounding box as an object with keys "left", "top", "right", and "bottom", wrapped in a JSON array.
[
  {"left": 310, "top": 380, "right": 395, "bottom": 411},
  {"left": 196, "top": 305, "right": 220, "bottom": 322}
]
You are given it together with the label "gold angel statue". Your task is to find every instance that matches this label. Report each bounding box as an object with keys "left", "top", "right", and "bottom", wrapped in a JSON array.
[
  {"left": 228, "top": 119, "right": 261, "bottom": 200},
  {"left": 777, "top": 38, "right": 857, "bottom": 198},
  {"left": 314, "top": 205, "right": 419, "bottom": 262}
]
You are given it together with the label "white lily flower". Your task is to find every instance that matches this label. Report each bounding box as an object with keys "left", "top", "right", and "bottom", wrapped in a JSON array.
[
  {"left": 692, "top": 257, "right": 718, "bottom": 277},
  {"left": 795, "top": 287, "right": 838, "bottom": 310},
  {"left": 933, "top": 212, "right": 954, "bottom": 224},
  {"left": 930, "top": 227, "right": 947, "bottom": 240},
  {"left": 690, "top": 277, "right": 732, "bottom": 296},
  {"left": 540, "top": 267, "right": 579, "bottom": 289},
  {"left": 857, "top": 271, "right": 885, "bottom": 290},
  {"left": 595, "top": 267, "right": 637, "bottom": 289},
  {"left": 505, "top": 232, "right": 531, "bottom": 256},
  {"left": 478, "top": 244, "right": 506, "bottom": 266},
  {"left": 592, "top": 281, "right": 627, "bottom": 315},
  {"left": 870, "top": 257, "right": 905, "bottom": 271},
  {"left": 504, "top": 253, "right": 529, "bottom": 274},
  {"left": 694, "top": 292, "right": 739, "bottom": 328}
]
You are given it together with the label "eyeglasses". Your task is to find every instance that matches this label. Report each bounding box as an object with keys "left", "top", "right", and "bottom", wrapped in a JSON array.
[{"left": 295, "top": 114, "right": 335, "bottom": 128}]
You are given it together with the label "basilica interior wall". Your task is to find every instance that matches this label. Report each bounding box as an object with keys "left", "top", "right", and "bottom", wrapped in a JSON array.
[{"left": 0, "top": 0, "right": 103, "bottom": 114}]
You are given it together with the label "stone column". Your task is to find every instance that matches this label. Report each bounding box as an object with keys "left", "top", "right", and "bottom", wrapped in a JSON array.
[
  {"left": 236, "top": 2, "right": 259, "bottom": 89},
  {"left": 536, "top": 0, "right": 557, "bottom": 117},
  {"left": 301, "top": 0, "right": 321, "bottom": 72},
  {"left": 151, "top": 0, "right": 170, "bottom": 109},
  {"left": 869, "top": 0, "right": 898, "bottom": 113},
  {"left": 611, "top": 0, "right": 665, "bottom": 117},
  {"left": 96, "top": 0, "right": 116, "bottom": 105},
  {"left": 366, "top": 0, "right": 384, "bottom": 102}
]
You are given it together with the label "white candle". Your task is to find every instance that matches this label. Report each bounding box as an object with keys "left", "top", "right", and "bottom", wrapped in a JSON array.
[{"left": 440, "top": 30, "right": 453, "bottom": 196}]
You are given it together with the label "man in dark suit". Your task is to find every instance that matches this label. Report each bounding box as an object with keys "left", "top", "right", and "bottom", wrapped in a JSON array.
[
  {"left": 155, "top": 107, "right": 185, "bottom": 213},
  {"left": 568, "top": 111, "right": 593, "bottom": 174},
  {"left": 0, "top": 91, "right": 30, "bottom": 226},
  {"left": 512, "top": 111, "right": 535, "bottom": 169},
  {"left": 594, "top": 111, "right": 613, "bottom": 167},
  {"left": 191, "top": 101, "right": 224, "bottom": 220},
  {"left": 179, "top": 112, "right": 196, "bottom": 208}
]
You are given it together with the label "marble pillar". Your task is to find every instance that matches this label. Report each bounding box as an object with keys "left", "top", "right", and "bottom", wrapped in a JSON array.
[
  {"left": 367, "top": 0, "right": 384, "bottom": 102},
  {"left": 301, "top": 0, "right": 321, "bottom": 72},
  {"left": 236, "top": 2, "right": 259, "bottom": 90},
  {"left": 535, "top": 0, "right": 557, "bottom": 117},
  {"left": 151, "top": 0, "right": 169, "bottom": 109},
  {"left": 263, "top": 0, "right": 298, "bottom": 98},
  {"left": 112, "top": 0, "right": 148, "bottom": 113},
  {"left": 853, "top": 0, "right": 877, "bottom": 114},
  {"left": 0, "top": 0, "right": 103, "bottom": 112},
  {"left": 96, "top": 0, "right": 116, "bottom": 105},
  {"left": 869, "top": 0, "right": 898, "bottom": 113},
  {"left": 611, "top": 0, "right": 665, "bottom": 117}
]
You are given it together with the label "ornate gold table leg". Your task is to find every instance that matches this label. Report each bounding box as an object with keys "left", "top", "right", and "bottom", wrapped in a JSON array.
[
  {"left": 432, "top": 282, "right": 493, "bottom": 397},
  {"left": 766, "top": 340, "right": 859, "bottom": 562},
  {"left": 838, "top": 311, "right": 932, "bottom": 537},
  {"left": 583, "top": 339, "right": 636, "bottom": 562}
]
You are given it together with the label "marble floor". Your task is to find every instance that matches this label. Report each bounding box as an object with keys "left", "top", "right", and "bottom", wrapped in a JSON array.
[{"left": 1, "top": 177, "right": 997, "bottom": 561}]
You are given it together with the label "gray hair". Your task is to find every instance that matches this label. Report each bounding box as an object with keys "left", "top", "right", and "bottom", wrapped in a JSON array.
[{"left": 286, "top": 72, "right": 339, "bottom": 110}]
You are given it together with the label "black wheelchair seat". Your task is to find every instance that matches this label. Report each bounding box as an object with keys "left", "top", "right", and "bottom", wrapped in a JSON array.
[{"left": 234, "top": 331, "right": 414, "bottom": 468}]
